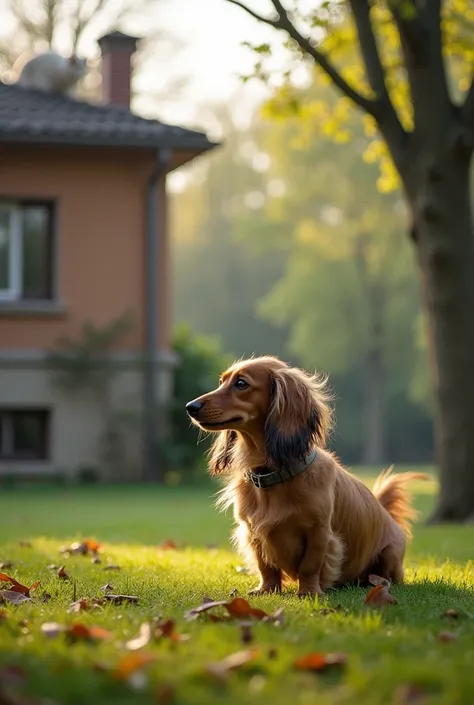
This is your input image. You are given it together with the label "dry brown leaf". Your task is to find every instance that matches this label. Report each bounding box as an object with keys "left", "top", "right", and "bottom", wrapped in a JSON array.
[
  {"left": 364, "top": 584, "right": 397, "bottom": 607},
  {"left": 368, "top": 574, "right": 391, "bottom": 588},
  {"left": 155, "top": 683, "right": 175, "bottom": 703},
  {"left": 159, "top": 540, "right": 177, "bottom": 550},
  {"left": 103, "top": 594, "right": 138, "bottom": 605},
  {"left": 240, "top": 621, "right": 254, "bottom": 645},
  {"left": 57, "top": 566, "right": 69, "bottom": 580},
  {"left": 67, "top": 598, "right": 90, "bottom": 613},
  {"left": 394, "top": 683, "right": 428, "bottom": 703},
  {"left": 294, "top": 652, "right": 348, "bottom": 672},
  {"left": 154, "top": 618, "right": 188, "bottom": 642},
  {"left": 0, "top": 590, "right": 31, "bottom": 605},
  {"left": 114, "top": 653, "right": 157, "bottom": 680},
  {"left": 67, "top": 622, "right": 113, "bottom": 642},
  {"left": 125, "top": 622, "right": 152, "bottom": 651},
  {"left": 443, "top": 609, "right": 459, "bottom": 619},
  {"left": 206, "top": 648, "right": 259, "bottom": 680},
  {"left": 437, "top": 631, "right": 457, "bottom": 643},
  {"left": 184, "top": 599, "right": 230, "bottom": 620},
  {"left": 41, "top": 622, "right": 65, "bottom": 638},
  {"left": 225, "top": 597, "right": 269, "bottom": 621},
  {"left": 0, "top": 572, "right": 37, "bottom": 597}
]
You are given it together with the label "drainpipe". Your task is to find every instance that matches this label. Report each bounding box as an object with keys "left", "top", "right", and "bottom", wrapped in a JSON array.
[{"left": 143, "top": 148, "right": 171, "bottom": 482}]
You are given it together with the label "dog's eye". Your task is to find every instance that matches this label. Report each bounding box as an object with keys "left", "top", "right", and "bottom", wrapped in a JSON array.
[{"left": 234, "top": 378, "right": 249, "bottom": 390}]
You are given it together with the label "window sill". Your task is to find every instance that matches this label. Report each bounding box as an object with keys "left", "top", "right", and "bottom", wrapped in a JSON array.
[{"left": 0, "top": 301, "right": 67, "bottom": 317}]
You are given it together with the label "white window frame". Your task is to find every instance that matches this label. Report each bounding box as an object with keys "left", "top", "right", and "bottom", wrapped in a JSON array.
[{"left": 0, "top": 203, "right": 22, "bottom": 302}]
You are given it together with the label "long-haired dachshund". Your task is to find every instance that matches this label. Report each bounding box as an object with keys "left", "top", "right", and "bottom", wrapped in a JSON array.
[{"left": 186, "top": 356, "right": 428, "bottom": 597}]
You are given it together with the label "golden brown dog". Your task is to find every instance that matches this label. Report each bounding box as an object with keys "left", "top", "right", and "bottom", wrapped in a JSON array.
[{"left": 186, "top": 356, "right": 427, "bottom": 597}]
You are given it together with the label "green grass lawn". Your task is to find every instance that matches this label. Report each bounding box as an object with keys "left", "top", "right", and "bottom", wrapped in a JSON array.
[{"left": 0, "top": 469, "right": 473, "bottom": 705}]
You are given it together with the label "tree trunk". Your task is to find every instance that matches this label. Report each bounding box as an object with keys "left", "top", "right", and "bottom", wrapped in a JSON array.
[
  {"left": 363, "top": 346, "right": 385, "bottom": 466},
  {"left": 411, "top": 152, "right": 474, "bottom": 522}
]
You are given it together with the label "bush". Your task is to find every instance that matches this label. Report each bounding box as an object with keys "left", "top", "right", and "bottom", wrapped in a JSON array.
[{"left": 163, "top": 324, "right": 232, "bottom": 477}]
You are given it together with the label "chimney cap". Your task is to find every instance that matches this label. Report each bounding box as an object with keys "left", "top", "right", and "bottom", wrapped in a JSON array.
[{"left": 98, "top": 30, "right": 140, "bottom": 53}]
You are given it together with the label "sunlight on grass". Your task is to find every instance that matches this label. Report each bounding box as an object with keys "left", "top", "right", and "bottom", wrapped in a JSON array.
[{"left": 0, "top": 473, "right": 473, "bottom": 705}]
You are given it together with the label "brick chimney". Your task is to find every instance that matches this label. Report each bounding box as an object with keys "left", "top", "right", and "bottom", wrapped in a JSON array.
[{"left": 97, "top": 30, "right": 139, "bottom": 108}]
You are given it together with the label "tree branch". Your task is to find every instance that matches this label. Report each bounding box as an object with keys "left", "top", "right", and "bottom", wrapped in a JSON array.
[
  {"left": 225, "top": 0, "right": 279, "bottom": 27},
  {"left": 349, "top": 0, "right": 388, "bottom": 100},
  {"left": 224, "top": 0, "right": 379, "bottom": 116}
]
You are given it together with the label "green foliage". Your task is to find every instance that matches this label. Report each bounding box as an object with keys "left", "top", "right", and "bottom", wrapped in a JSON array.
[
  {"left": 45, "top": 312, "right": 133, "bottom": 396},
  {"left": 164, "top": 324, "right": 232, "bottom": 473}
]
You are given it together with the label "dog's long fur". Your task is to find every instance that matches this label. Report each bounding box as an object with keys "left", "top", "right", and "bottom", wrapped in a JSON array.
[{"left": 187, "top": 356, "right": 428, "bottom": 596}]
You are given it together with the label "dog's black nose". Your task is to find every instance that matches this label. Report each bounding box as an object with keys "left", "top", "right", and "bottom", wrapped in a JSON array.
[{"left": 186, "top": 400, "right": 203, "bottom": 417}]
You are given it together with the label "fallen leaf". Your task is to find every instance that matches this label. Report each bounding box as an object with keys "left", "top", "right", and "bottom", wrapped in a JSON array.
[
  {"left": 184, "top": 599, "right": 230, "bottom": 620},
  {"left": 125, "top": 622, "right": 152, "bottom": 651},
  {"left": 240, "top": 621, "right": 254, "bottom": 644},
  {"left": 0, "top": 573, "right": 34, "bottom": 597},
  {"left": 0, "top": 591, "right": 31, "bottom": 605},
  {"left": 155, "top": 683, "right": 175, "bottom": 703},
  {"left": 103, "top": 564, "right": 121, "bottom": 571},
  {"left": 394, "top": 683, "right": 428, "bottom": 703},
  {"left": 101, "top": 583, "right": 114, "bottom": 592},
  {"left": 364, "top": 584, "right": 397, "bottom": 607},
  {"left": 437, "top": 631, "right": 457, "bottom": 643},
  {"left": 226, "top": 597, "right": 268, "bottom": 621},
  {"left": 0, "top": 562, "right": 13, "bottom": 570},
  {"left": 103, "top": 594, "right": 138, "bottom": 605},
  {"left": 67, "top": 598, "right": 89, "bottom": 613},
  {"left": 443, "top": 609, "right": 459, "bottom": 619},
  {"left": 114, "top": 653, "right": 157, "bottom": 680},
  {"left": 159, "top": 540, "right": 177, "bottom": 550},
  {"left": 294, "top": 652, "right": 348, "bottom": 672},
  {"left": 154, "top": 618, "right": 189, "bottom": 642},
  {"left": 41, "top": 622, "right": 65, "bottom": 638},
  {"left": 206, "top": 648, "right": 259, "bottom": 680},
  {"left": 368, "top": 574, "right": 391, "bottom": 588},
  {"left": 67, "top": 622, "right": 113, "bottom": 642},
  {"left": 57, "top": 566, "right": 69, "bottom": 580}
]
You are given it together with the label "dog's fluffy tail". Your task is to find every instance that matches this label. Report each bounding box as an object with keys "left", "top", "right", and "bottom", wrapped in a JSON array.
[{"left": 372, "top": 467, "right": 430, "bottom": 538}]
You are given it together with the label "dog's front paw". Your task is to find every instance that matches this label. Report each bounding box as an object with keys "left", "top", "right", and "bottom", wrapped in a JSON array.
[{"left": 249, "top": 584, "right": 281, "bottom": 596}]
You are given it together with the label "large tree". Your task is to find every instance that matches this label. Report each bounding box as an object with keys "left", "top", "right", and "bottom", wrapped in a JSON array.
[{"left": 223, "top": 0, "right": 474, "bottom": 522}]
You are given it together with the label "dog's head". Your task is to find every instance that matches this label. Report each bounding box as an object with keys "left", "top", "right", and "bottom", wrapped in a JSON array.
[{"left": 186, "top": 356, "right": 333, "bottom": 474}]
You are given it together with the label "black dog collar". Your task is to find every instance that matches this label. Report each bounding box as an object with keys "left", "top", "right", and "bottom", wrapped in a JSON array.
[{"left": 246, "top": 448, "right": 317, "bottom": 490}]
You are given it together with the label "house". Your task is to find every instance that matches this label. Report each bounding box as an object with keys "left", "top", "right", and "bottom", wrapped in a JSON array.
[{"left": 0, "top": 31, "right": 217, "bottom": 482}]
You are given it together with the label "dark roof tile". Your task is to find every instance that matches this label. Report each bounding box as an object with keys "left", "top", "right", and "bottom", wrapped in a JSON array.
[{"left": 0, "top": 81, "right": 216, "bottom": 152}]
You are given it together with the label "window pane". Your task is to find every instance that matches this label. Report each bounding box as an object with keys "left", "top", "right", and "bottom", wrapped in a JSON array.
[
  {"left": 10, "top": 411, "right": 48, "bottom": 459},
  {"left": 0, "top": 208, "right": 11, "bottom": 292},
  {"left": 21, "top": 204, "right": 52, "bottom": 299}
]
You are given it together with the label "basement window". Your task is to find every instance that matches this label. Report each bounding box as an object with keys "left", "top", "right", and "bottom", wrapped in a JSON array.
[{"left": 0, "top": 409, "right": 50, "bottom": 461}]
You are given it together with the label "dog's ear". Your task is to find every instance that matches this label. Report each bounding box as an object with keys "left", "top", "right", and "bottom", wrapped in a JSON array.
[
  {"left": 208, "top": 430, "right": 237, "bottom": 475},
  {"left": 265, "top": 366, "right": 332, "bottom": 469}
]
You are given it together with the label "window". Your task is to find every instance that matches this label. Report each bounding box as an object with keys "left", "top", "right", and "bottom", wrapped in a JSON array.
[
  {"left": 0, "top": 201, "right": 54, "bottom": 302},
  {"left": 0, "top": 410, "right": 50, "bottom": 461}
]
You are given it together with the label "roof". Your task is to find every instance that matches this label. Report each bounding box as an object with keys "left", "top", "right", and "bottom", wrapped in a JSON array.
[{"left": 0, "top": 81, "right": 217, "bottom": 153}]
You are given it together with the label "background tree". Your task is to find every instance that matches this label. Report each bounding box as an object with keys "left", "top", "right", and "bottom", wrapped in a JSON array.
[
  {"left": 221, "top": 0, "right": 474, "bottom": 522},
  {"left": 0, "top": 0, "right": 186, "bottom": 104}
]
